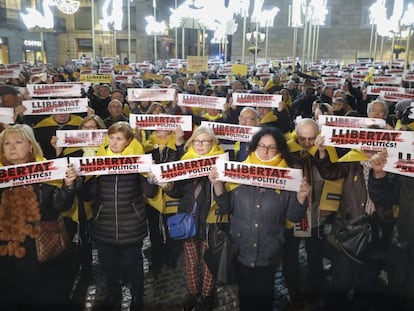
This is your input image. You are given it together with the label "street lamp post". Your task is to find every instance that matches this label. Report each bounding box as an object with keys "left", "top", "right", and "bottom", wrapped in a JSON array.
[{"left": 153, "top": 0, "right": 158, "bottom": 70}]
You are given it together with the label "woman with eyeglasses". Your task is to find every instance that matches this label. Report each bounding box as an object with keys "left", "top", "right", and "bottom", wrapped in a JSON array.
[
  {"left": 209, "top": 127, "right": 311, "bottom": 311},
  {"left": 162, "top": 126, "right": 224, "bottom": 311}
]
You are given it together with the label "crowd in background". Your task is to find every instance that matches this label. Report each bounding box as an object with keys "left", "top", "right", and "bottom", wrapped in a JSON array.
[{"left": 0, "top": 57, "right": 413, "bottom": 311}]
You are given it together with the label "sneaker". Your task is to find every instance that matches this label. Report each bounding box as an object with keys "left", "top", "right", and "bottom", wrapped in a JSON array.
[
  {"left": 183, "top": 294, "right": 198, "bottom": 311},
  {"left": 196, "top": 295, "right": 214, "bottom": 311}
]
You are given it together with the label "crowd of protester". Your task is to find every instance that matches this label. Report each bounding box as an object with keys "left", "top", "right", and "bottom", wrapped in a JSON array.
[{"left": 0, "top": 56, "right": 413, "bottom": 311}]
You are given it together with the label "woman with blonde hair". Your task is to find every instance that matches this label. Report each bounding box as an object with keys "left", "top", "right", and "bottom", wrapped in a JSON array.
[
  {"left": 163, "top": 126, "right": 224, "bottom": 311},
  {"left": 0, "top": 124, "right": 78, "bottom": 309}
]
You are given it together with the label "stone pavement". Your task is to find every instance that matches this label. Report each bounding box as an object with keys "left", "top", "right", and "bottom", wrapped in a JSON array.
[
  {"left": 69, "top": 236, "right": 315, "bottom": 311},
  {"left": 72, "top": 237, "right": 239, "bottom": 311}
]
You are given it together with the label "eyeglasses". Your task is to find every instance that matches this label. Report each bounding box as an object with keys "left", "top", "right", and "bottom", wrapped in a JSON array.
[
  {"left": 256, "top": 143, "right": 278, "bottom": 153},
  {"left": 297, "top": 136, "right": 316, "bottom": 142},
  {"left": 193, "top": 139, "right": 212, "bottom": 146}
]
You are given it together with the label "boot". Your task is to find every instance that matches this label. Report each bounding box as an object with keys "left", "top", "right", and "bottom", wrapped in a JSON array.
[
  {"left": 182, "top": 294, "right": 199, "bottom": 311},
  {"left": 196, "top": 295, "right": 214, "bottom": 311},
  {"left": 130, "top": 296, "right": 144, "bottom": 311}
]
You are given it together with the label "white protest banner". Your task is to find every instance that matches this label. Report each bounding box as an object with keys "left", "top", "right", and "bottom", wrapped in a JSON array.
[
  {"left": 201, "top": 121, "right": 260, "bottom": 142},
  {"left": 320, "top": 125, "right": 414, "bottom": 152},
  {"left": 22, "top": 98, "right": 89, "bottom": 115},
  {"left": 55, "top": 81, "right": 91, "bottom": 90},
  {"left": 177, "top": 94, "right": 226, "bottom": 110},
  {"left": 232, "top": 92, "right": 282, "bottom": 108},
  {"left": 321, "top": 77, "right": 345, "bottom": 87},
  {"left": 98, "top": 69, "right": 114, "bottom": 75},
  {"left": 318, "top": 115, "right": 386, "bottom": 128},
  {"left": 0, "top": 107, "right": 15, "bottom": 124},
  {"left": 366, "top": 85, "right": 405, "bottom": 96},
  {"left": 0, "top": 69, "right": 20, "bottom": 79},
  {"left": 127, "top": 88, "right": 175, "bottom": 102},
  {"left": 26, "top": 84, "right": 83, "bottom": 97},
  {"left": 0, "top": 158, "right": 67, "bottom": 188},
  {"left": 69, "top": 154, "right": 153, "bottom": 176},
  {"left": 129, "top": 114, "right": 192, "bottom": 131},
  {"left": 373, "top": 76, "right": 402, "bottom": 85},
  {"left": 151, "top": 153, "right": 228, "bottom": 183},
  {"left": 56, "top": 129, "right": 107, "bottom": 147},
  {"left": 379, "top": 91, "right": 414, "bottom": 102},
  {"left": 209, "top": 79, "right": 230, "bottom": 87},
  {"left": 215, "top": 159, "right": 302, "bottom": 191},
  {"left": 383, "top": 149, "right": 414, "bottom": 178},
  {"left": 403, "top": 73, "right": 414, "bottom": 82}
]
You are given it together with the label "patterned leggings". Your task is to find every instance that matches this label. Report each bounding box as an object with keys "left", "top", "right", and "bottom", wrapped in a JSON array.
[{"left": 183, "top": 239, "right": 214, "bottom": 297}]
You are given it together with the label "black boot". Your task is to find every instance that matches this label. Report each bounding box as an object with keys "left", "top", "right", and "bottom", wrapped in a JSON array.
[
  {"left": 196, "top": 295, "right": 214, "bottom": 311},
  {"left": 130, "top": 296, "right": 144, "bottom": 311},
  {"left": 183, "top": 294, "right": 199, "bottom": 311}
]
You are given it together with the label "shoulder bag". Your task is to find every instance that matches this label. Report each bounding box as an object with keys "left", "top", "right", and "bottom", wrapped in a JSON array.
[{"left": 36, "top": 217, "right": 69, "bottom": 263}]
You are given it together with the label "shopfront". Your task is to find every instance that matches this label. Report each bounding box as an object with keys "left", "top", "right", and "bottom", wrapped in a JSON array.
[
  {"left": 0, "top": 38, "right": 10, "bottom": 64},
  {"left": 23, "top": 39, "right": 46, "bottom": 65}
]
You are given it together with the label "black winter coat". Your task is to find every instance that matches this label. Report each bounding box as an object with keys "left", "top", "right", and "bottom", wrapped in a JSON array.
[{"left": 81, "top": 173, "right": 157, "bottom": 246}]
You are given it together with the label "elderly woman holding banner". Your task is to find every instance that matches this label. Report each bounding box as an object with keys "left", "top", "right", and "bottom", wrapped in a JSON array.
[
  {"left": 0, "top": 124, "right": 78, "bottom": 309},
  {"left": 209, "top": 126, "right": 311, "bottom": 311},
  {"left": 160, "top": 126, "right": 224, "bottom": 311}
]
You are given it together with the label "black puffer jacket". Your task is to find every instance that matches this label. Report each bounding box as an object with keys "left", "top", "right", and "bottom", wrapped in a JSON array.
[
  {"left": 215, "top": 185, "right": 307, "bottom": 268},
  {"left": 81, "top": 173, "right": 157, "bottom": 246}
]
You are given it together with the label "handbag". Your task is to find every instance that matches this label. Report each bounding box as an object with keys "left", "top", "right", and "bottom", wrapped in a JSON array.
[
  {"left": 35, "top": 217, "right": 69, "bottom": 263},
  {"left": 204, "top": 219, "right": 236, "bottom": 285},
  {"left": 329, "top": 214, "right": 372, "bottom": 263},
  {"left": 167, "top": 183, "right": 202, "bottom": 240},
  {"left": 167, "top": 202, "right": 198, "bottom": 240}
]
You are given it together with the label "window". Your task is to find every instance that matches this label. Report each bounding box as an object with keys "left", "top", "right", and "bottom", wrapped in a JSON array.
[
  {"left": 75, "top": 7, "right": 92, "bottom": 30},
  {"left": 77, "top": 39, "right": 93, "bottom": 52}
]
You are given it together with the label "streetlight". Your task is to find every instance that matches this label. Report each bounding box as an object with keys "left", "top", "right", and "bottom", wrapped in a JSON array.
[
  {"left": 258, "top": 7, "right": 279, "bottom": 61},
  {"left": 400, "top": 3, "right": 414, "bottom": 69},
  {"left": 145, "top": 16, "right": 168, "bottom": 68},
  {"left": 245, "top": 29, "right": 265, "bottom": 65},
  {"left": 240, "top": 0, "right": 251, "bottom": 63},
  {"left": 289, "top": 0, "right": 304, "bottom": 71}
]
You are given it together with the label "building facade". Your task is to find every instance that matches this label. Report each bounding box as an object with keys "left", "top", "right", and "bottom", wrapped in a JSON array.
[{"left": 0, "top": 0, "right": 412, "bottom": 66}]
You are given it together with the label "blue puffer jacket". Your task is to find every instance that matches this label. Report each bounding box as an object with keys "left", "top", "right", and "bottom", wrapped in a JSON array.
[
  {"left": 215, "top": 185, "right": 307, "bottom": 268},
  {"left": 82, "top": 173, "right": 157, "bottom": 246}
]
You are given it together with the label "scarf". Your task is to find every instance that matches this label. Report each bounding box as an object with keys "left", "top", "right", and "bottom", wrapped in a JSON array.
[
  {"left": 97, "top": 137, "right": 144, "bottom": 156},
  {"left": 260, "top": 111, "right": 278, "bottom": 124},
  {"left": 287, "top": 132, "right": 339, "bottom": 162},
  {"left": 144, "top": 131, "right": 177, "bottom": 153},
  {"left": 181, "top": 144, "right": 224, "bottom": 160}
]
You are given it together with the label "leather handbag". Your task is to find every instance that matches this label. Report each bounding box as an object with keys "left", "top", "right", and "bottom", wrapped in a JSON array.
[
  {"left": 167, "top": 211, "right": 197, "bottom": 240},
  {"left": 35, "top": 217, "right": 69, "bottom": 262},
  {"left": 167, "top": 184, "right": 202, "bottom": 240},
  {"left": 329, "top": 214, "right": 372, "bottom": 263}
]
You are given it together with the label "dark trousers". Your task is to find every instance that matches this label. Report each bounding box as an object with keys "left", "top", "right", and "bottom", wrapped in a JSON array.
[
  {"left": 283, "top": 227, "right": 325, "bottom": 297},
  {"left": 96, "top": 242, "right": 144, "bottom": 303},
  {"left": 324, "top": 246, "right": 383, "bottom": 311},
  {"left": 146, "top": 205, "right": 182, "bottom": 270},
  {"left": 236, "top": 261, "right": 278, "bottom": 311}
]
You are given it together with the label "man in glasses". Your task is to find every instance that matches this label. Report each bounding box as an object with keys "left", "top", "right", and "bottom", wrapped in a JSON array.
[
  {"left": 235, "top": 107, "right": 260, "bottom": 161},
  {"left": 283, "top": 118, "right": 334, "bottom": 309}
]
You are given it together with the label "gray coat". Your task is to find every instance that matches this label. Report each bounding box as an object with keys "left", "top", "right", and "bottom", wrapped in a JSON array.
[{"left": 215, "top": 184, "right": 307, "bottom": 268}]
